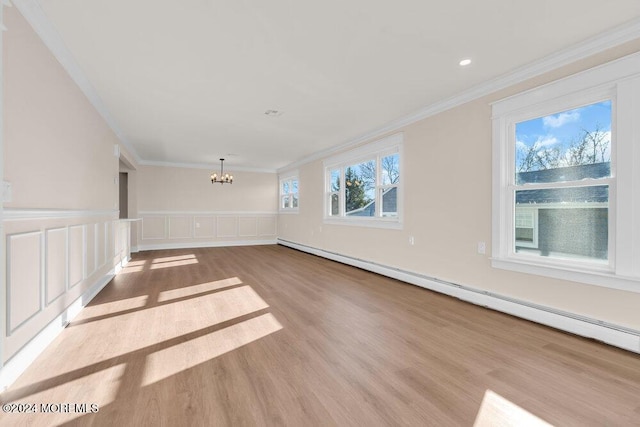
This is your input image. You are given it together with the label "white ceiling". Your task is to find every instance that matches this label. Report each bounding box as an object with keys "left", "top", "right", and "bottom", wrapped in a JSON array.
[{"left": 31, "top": 0, "right": 640, "bottom": 170}]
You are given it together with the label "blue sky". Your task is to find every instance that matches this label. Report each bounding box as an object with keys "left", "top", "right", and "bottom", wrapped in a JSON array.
[{"left": 515, "top": 100, "right": 611, "bottom": 168}]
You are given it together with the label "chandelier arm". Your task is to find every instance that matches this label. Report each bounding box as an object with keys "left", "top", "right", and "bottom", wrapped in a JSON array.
[{"left": 211, "top": 158, "right": 232, "bottom": 185}]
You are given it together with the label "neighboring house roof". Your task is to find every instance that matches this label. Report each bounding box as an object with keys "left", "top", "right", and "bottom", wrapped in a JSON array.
[
  {"left": 516, "top": 162, "right": 609, "bottom": 205},
  {"left": 347, "top": 187, "right": 397, "bottom": 216},
  {"left": 516, "top": 162, "right": 610, "bottom": 184}
]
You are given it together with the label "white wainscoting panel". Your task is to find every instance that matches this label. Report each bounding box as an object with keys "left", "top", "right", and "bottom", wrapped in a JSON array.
[
  {"left": 45, "top": 228, "right": 67, "bottom": 305},
  {"left": 217, "top": 216, "right": 238, "bottom": 238},
  {"left": 169, "top": 216, "right": 193, "bottom": 239},
  {"left": 142, "top": 216, "right": 166, "bottom": 240},
  {"left": 1, "top": 209, "right": 132, "bottom": 391},
  {"left": 238, "top": 217, "right": 258, "bottom": 237},
  {"left": 137, "top": 212, "right": 278, "bottom": 250},
  {"left": 68, "top": 225, "right": 85, "bottom": 289},
  {"left": 96, "top": 222, "right": 106, "bottom": 269},
  {"left": 194, "top": 216, "right": 215, "bottom": 238},
  {"left": 259, "top": 216, "right": 277, "bottom": 236},
  {"left": 106, "top": 221, "right": 113, "bottom": 259},
  {"left": 86, "top": 223, "right": 96, "bottom": 277},
  {"left": 7, "top": 232, "right": 43, "bottom": 335}
]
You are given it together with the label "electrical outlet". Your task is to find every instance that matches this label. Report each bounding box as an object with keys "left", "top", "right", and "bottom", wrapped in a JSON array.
[
  {"left": 409, "top": 236, "right": 415, "bottom": 245},
  {"left": 477, "top": 241, "right": 486, "bottom": 254}
]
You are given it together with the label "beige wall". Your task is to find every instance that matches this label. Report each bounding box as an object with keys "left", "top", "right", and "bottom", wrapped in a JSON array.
[
  {"left": 3, "top": 8, "right": 124, "bottom": 210},
  {"left": 137, "top": 165, "right": 277, "bottom": 212},
  {"left": 1, "top": 8, "right": 133, "bottom": 364},
  {"left": 279, "top": 39, "right": 640, "bottom": 331}
]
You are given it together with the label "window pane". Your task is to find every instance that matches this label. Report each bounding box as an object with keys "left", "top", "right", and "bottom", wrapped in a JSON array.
[
  {"left": 330, "top": 170, "right": 340, "bottom": 191},
  {"left": 292, "top": 179, "right": 299, "bottom": 193},
  {"left": 282, "top": 196, "right": 290, "bottom": 209},
  {"left": 381, "top": 154, "right": 399, "bottom": 185},
  {"left": 292, "top": 195, "right": 298, "bottom": 208},
  {"left": 282, "top": 180, "right": 290, "bottom": 194},
  {"left": 515, "top": 227, "right": 534, "bottom": 243},
  {"left": 381, "top": 187, "right": 397, "bottom": 217},
  {"left": 515, "top": 185, "right": 608, "bottom": 261},
  {"left": 345, "top": 162, "right": 375, "bottom": 216},
  {"left": 330, "top": 194, "right": 339, "bottom": 216},
  {"left": 515, "top": 101, "right": 611, "bottom": 184},
  {"left": 515, "top": 209, "right": 536, "bottom": 247}
]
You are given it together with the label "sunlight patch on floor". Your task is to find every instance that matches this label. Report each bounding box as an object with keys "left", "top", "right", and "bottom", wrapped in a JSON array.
[
  {"left": 120, "top": 259, "right": 148, "bottom": 274},
  {"left": 119, "top": 265, "right": 146, "bottom": 273},
  {"left": 474, "top": 390, "right": 553, "bottom": 427},
  {"left": 71, "top": 286, "right": 271, "bottom": 361},
  {"left": 149, "top": 259, "right": 199, "bottom": 269},
  {"left": 141, "top": 313, "right": 282, "bottom": 386},
  {"left": 157, "top": 277, "right": 243, "bottom": 302},
  {"left": 148, "top": 254, "right": 199, "bottom": 270},
  {"left": 152, "top": 254, "right": 197, "bottom": 263},
  {"left": 79, "top": 295, "right": 149, "bottom": 314}
]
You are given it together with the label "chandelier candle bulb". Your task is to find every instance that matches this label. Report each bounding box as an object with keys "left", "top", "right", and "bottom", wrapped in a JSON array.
[{"left": 211, "top": 158, "right": 233, "bottom": 185}]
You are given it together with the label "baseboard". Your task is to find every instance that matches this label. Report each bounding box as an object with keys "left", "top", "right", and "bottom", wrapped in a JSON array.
[
  {"left": 0, "top": 258, "right": 128, "bottom": 391},
  {"left": 137, "top": 239, "right": 277, "bottom": 251},
  {"left": 277, "top": 239, "right": 640, "bottom": 354}
]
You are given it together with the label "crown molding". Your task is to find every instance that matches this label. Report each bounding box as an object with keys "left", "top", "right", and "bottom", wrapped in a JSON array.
[
  {"left": 11, "top": 0, "right": 640, "bottom": 172},
  {"left": 278, "top": 17, "right": 640, "bottom": 173},
  {"left": 12, "top": 0, "right": 142, "bottom": 163},
  {"left": 137, "top": 159, "right": 276, "bottom": 174}
]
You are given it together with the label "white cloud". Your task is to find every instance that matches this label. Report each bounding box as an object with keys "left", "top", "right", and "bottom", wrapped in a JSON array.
[
  {"left": 535, "top": 136, "right": 559, "bottom": 148},
  {"left": 516, "top": 136, "right": 558, "bottom": 152},
  {"left": 542, "top": 111, "right": 580, "bottom": 128}
]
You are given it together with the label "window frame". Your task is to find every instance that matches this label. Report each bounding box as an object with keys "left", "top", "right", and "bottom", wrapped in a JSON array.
[
  {"left": 323, "top": 133, "right": 403, "bottom": 229},
  {"left": 279, "top": 172, "right": 299, "bottom": 214},
  {"left": 492, "top": 52, "right": 640, "bottom": 293}
]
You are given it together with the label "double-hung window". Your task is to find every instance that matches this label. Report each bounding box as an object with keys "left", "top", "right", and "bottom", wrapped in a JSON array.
[
  {"left": 492, "top": 52, "right": 640, "bottom": 293},
  {"left": 279, "top": 174, "right": 299, "bottom": 213},
  {"left": 324, "top": 133, "right": 402, "bottom": 229}
]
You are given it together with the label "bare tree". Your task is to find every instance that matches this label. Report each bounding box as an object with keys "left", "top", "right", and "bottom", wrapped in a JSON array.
[
  {"left": 566, "top": 127, "right": 609, "bottom": 166},
  {"left": 518, "top": 143, "right": 561, "bottom": 172},
  {"left": 518, "top": 127, "right": 610, "bottom": 172},
  {"left": 381, "top": 155, "right": 399, "bottom": 184},
  {"left": 359, "top": 156, "right": 399, "bottom": 185}
]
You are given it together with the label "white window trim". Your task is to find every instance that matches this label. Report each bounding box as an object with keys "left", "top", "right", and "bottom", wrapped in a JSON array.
[
  {"left": 492, "top": 52, "right": 640, "bottom": 294},
  {"left": 279, "top": 172, "right": 299, "bottom": 214},
  {"left": 323, "top": 133, "right": 403, "bottom": 229}
]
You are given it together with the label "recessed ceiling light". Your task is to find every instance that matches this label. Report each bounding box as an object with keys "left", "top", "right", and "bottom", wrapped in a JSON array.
[
  {"left": 459, "top": 59, "right": 472, "bottom": 66},
  {"left": 264, "top": 109, "right": 283, "bottom": 117}
]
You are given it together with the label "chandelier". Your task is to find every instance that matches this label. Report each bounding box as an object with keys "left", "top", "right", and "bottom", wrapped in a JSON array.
[{"left": 210, "top": 158, "right": 233, "bottom": 185}]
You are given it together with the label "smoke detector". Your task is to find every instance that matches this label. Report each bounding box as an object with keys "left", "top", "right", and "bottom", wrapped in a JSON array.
[{"left": 264, "top": 109, "right": 283, "bottom": 117}]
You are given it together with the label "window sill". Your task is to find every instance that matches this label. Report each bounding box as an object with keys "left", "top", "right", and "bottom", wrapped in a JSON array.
[
  {"left": 278, "top": 209, "right": 299, "bottom": 214},
  {"left": 491, "top": 256, "right": 640, "bottom": 294},
  {"left": 323, "top": 217, "right": 403, "bottom": 230}
]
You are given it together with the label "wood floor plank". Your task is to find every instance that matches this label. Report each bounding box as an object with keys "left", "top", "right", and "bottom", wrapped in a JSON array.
[{"left": 1, "top": 245, "right": 639, "bottom": 426}]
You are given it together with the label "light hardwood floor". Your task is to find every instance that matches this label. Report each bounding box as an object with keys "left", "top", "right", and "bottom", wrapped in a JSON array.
[{"left": 1, "top": 245, "right": 639, "bottom": 426}]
